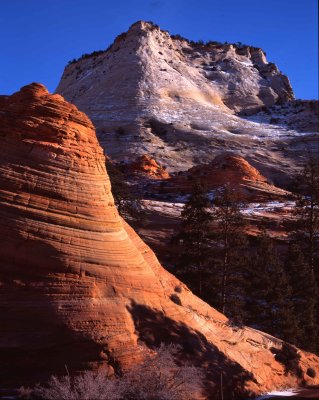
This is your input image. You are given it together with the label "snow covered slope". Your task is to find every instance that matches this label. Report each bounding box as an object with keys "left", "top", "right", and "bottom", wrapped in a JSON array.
[{"left": 56, "top": 21, "right": 318, "bottom": 187}]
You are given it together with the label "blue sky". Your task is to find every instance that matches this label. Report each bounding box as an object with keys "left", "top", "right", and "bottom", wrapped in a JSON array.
[{"left": 1, "top": 0, "right": 318, "bottom": 99}]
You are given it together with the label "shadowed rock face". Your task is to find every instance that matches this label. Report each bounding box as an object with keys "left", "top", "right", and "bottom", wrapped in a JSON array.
[{"left": 0, "top": 84, "right": 318, "bottom": 397}]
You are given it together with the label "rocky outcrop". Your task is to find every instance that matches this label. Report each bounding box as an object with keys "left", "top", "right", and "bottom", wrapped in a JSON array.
[
  {"left": 0, "top": 84, "right": 318, "bottom": 397},
  {"left": 127, "top": 154, "right": 170, "bottom": 179},
  {"left": 54, "top": 20, "right": 317, "bottom": 187},
  {"left": 177, "top": 154, "right": 268, "bottom": 185},
  {"left": 161, "top": 154, "right": 288, "bottom": 201},
  {"left": 58, "top": 21, "right": 293, "bottom": 116}
]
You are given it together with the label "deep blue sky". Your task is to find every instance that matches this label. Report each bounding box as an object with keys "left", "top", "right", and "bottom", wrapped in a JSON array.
[{"left": 1, "top": 0, "right": 318, "bottom": 99}]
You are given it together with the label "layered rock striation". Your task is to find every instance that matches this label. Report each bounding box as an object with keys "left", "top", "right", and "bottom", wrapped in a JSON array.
[
  {"left": 160, "top": 154, "right": 288, "bottom": 201},
  {"left": 56, "top": 21, "right": 318, "bottom": 186},
  {"left": 0, "top": 84, "right": 318, "bottom": 397}
]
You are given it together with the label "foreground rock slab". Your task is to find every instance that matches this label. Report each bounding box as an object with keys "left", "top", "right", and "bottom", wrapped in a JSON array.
[{"left": 0, "top": 84, "right": 318, "bottom": 398}]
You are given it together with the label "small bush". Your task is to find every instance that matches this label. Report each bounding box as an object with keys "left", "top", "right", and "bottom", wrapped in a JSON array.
[
  {"left": 18, "top": 386, "right": 33, "bottom": 399},
  {"left": 67, "top": 58, "right": 77, "bottom": 66},
  {"left": 105, "top": 43, "right": 113, "bottom": 52},
  {"left": 273, "top": 343, "right": 302, "bottom": 377},
  {"left": 29, "top": 344, "right": 202, "bottom": 400},
  {"left": 149, "top": 119, "right": 167, "bottom": 137},
  {"left": 306, "top": 367, "right": 316, "bottom": 378},
  {"left": 171, "top": 33, "right": 188, "bottom": 42},
  {"left": 145, "top": 21, "right": 159, "bottom": 30},
  {"left": 68, "top": 50, "right": 105, "bottom": 65},
  {"left": 270, "top": 117, "right": 280, "bottom": 124},
  {"left": 114, "top": 32, "right": 127, "bottom": 42},
  {"left": 105, "top": 158, "right": 142, "bottom": 224},
  {"left": 205, "top": 40, "right": 222, "bottom": 46},
  {"left": 170, "top": 293, "right": 182, "bottom": 306},
  {"left": 33, "top": 372, "right": 120, "bottom": 400},
  {"left": 120, "top": 344, "right": 202, "bottom": 399},
  {"left": 174, "top": 285, "right": 182, "bottom": 293},
  {"left": 115, "top": 127, "right": 127, "bottom": 135}
]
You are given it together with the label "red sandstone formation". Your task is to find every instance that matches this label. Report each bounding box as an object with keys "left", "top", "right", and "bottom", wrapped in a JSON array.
[
  {"left": 166, "top": 154, "right": 288, "bottom": 201},
  {"left": 0, "top": 84, "right": 318, "bottom": 397},
  {"left": 128, "top": 154, "right": 170, "bottom": 179}
]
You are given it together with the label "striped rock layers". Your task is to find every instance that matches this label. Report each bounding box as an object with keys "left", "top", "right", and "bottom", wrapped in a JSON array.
[{"left": 0, "top": 83, "right": 318, "bottom": 397}]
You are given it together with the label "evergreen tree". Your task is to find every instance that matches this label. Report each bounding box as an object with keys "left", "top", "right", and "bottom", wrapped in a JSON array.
[
  {"left": 106, "top": 158, "right": 142, "bottom": 225},
  {"left": 288, "top": 159, "right": 319, "bottom": 352},
  {"left": 293, "top": 159, "right": 319, "bottom": 277},
  {"left": 211, "top": 185, "right": 247, "bottom": 319},
  {"left": 247, "top": 232, "right": 298, "bottom": 343},
  {"left": 285, "top": 243, "right": 318, "bottom": 352},
  {"left": 175, "top": 182, "right": 213, "bottom": 297}
]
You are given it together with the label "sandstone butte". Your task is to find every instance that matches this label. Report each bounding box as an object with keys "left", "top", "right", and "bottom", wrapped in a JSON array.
[
  {"left": 0, "top": 83, "right": 318, "bottom": 399},
  {"left": 56, "top": 21, "right": 318, "bottom": 187},
  {"left": 162, "top": 154, "right": 288, "bottom": 201}
]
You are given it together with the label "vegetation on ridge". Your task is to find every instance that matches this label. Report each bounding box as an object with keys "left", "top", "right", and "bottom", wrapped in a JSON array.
[
  {"left": 66, "top": 21, "right": 263, "bottom": 66},
  {"left": 172, "top": 159, "right": 319, "bottom": 352}
]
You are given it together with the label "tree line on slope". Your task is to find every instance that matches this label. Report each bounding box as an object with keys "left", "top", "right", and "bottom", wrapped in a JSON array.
[
  {"left": 173, "top": 159, "right": 319, "bottom": 354},
  {"left": 106, "top": 157, "right": 319, "bottom": 354}
]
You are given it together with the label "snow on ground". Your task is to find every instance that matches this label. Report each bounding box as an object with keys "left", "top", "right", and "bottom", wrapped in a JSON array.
[
  {"left": 142, "top": 199, "right": 295, "bottom": 218},
  {"left": 255, "top": 389, "right": 299, "bottom": 399},
  {"left": 238, "top": 60, "right": 253, "bottom": 67},
  {"left": 241, "top": 201, "right": 295, "bottom": 217},
  {"left": 243, "top": 120, "right": 310, "bottom": 140},
  {"left": 142, "top": 199, "right": 184, "bottom": 217}
]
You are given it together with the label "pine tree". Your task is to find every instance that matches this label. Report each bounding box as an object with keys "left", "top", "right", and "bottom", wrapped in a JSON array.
[
  {"left": 247, "top": 232, "right": 298, "bottom": 342},
  {"left": 285, "top": 243, "right": 318, "bottom": 352},
  {"left": 175, "top": 182, "right": 213, "bottom": 298},
  {"left": 293, "top": 159, "right": 319, "bottom": 277},
  {"left": 211, "top": 185, "right": 247, "bottom": 318},
  {"left": 106, "top": 158, "right": 142, "bottom": 224},
  {"left": 289, "top": 159, "right": 319, "bottom": 352}
]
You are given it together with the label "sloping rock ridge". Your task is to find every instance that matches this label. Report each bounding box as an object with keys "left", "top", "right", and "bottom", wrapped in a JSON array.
[
  {"left": 0, "top": 84, "right": 318, "bottom": 398},
  {"left": 159, "top": 154, "right": 289, "bottom": 201},
  {"left": 56, "top": 21, "right": 318, "bottom": 186}
]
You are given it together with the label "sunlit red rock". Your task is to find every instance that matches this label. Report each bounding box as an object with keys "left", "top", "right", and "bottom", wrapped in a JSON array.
[
  {"left": 165, "top": 154, "right": 288, "bottom": 201},
  {"left": 128, "top": 154, "right": 170, "bottom": 179},
  {"left": 0, "top": 84, "right": 318, "bottom": 397}
]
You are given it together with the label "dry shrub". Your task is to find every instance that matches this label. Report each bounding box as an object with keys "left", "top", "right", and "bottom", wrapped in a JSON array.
[
  {"left": 38, "top": 372, "right": 119, "bottom": 400},
  {"left": 120, "top": 344, "right": 201, "bottom": 399},
  {"left": 273, "top": 343, "right": 302, "bottom": 377},
  {"left": 23, "top": 344, "right": 202, "bottom": 400},
  {"left": 306, "top": 367, "right": 316, "bottom": 378}
]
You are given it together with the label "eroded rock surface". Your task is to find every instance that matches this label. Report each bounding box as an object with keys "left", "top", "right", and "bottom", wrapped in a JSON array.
[
  {"left": 56, "top": 21, "right": 318, "bottom": 186},
  {"left": 161, "top": 154, "right": 288, "bottom": 201},
  {"left": 0, "top": 84, "right": 318, "bottom": 397},
  {"left": 127, "top": 154, "right": 170, "bottom": 179}
]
